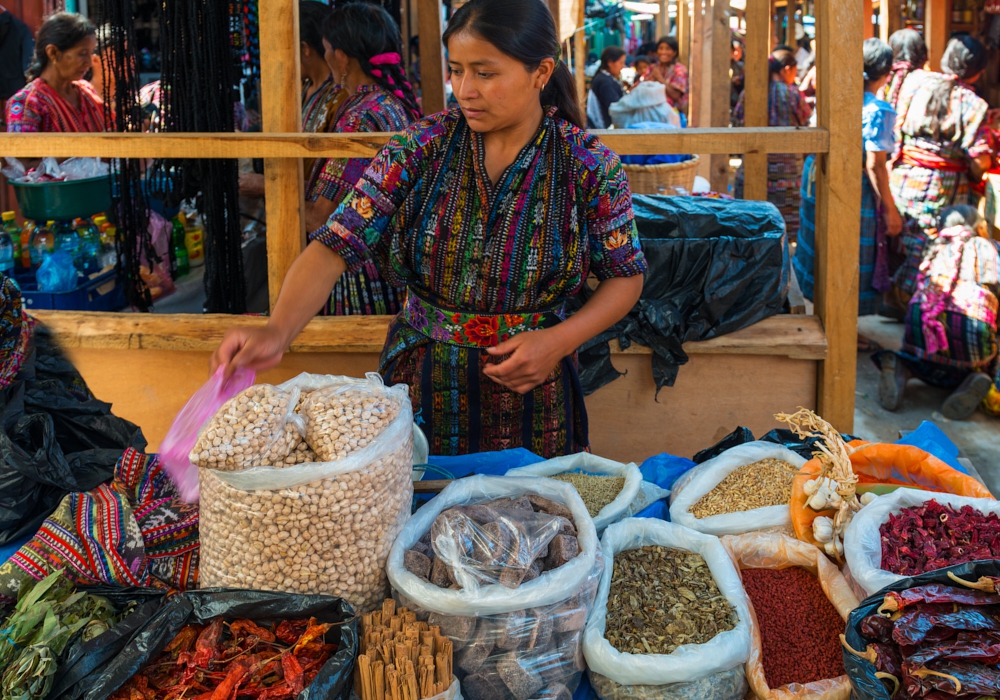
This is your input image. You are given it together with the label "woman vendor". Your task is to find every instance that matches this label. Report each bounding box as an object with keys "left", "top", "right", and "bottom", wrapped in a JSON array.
[
  {"left": 303, "top": 3, "right": 420, "bottom": 316},
  {"left": 648, "top": 37, "right": 688, "bottom": 114},
  {"left": 212, "top": 0, "right": 646, "bottom": 458},
  {"left": 5, "top": 13, "right": 104, "bottom": 133}
]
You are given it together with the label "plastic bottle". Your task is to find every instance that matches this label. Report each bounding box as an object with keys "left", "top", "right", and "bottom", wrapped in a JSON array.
[
  {"left": 2, "top": 212, "right": 22, "bottom": 272},
  {"left": 0, "top": 229, "right": 13, "bottom": 276},
  {"left": 171, "top": 218, "right": 190, "bottom": 277},
  {"left": 19, "top": 221, "right": 33, "bottom": 269},
  {"left": 52, "top": 220, "right": 81, "bottom": 268},
  {"left": 75, "top": 217, "right": 101, "bottom": 272},
  {"left": 184, "top": 221, "right": 205, "bottom": 268},
  {"left": 99, "top": 225, "right": 118, "bottom": 268},
  {"left": 30, "top": 221, "right": 55, "bottom": 266}
]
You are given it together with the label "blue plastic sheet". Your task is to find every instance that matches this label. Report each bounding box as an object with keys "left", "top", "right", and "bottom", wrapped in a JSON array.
[
  {"left": 425, "top": 448, "right": 545, "bottom": 479},
  {"left": 639, "top": 452, "right": 697, "bottom": 492},
  {"left": 894, "top": 420, "right": 967, "bottom": 474}
]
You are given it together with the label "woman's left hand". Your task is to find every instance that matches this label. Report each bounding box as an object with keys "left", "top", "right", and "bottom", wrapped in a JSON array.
[{"left": 482, "top": 328, "right": 570, "bottom": 394}]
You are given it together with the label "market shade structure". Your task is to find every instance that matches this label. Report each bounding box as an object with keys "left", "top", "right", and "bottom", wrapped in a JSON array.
[{"left": 0, "top": 0, "right": 863, "bottom": 460}]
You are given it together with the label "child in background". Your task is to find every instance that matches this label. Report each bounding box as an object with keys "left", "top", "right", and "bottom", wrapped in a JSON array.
[{"left": 875, "top": 205, "right": 1000, "bottom": 419}]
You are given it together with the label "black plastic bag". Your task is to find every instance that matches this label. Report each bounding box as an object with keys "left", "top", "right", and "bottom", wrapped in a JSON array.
[
  {"left": 75, "top": 588, "right": 358, "bottom": 700},
  {"left": 577, "top": 195, "right": 789, "bottom": 395},
  {"left": 0, "top": 327, "right": 146, "bottom": 545},
  {"left": 48, "top": 586, "right": 168, "bottom": 700},
  {"left": 692, "top": 426, "right": 862, "bottom": 463},
  {"left": 843, "top": 560, "right": 1000, "bottom": 700}
]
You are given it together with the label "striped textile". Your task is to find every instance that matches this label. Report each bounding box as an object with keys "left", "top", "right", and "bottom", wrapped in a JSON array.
[{"left": 5, "top": 78, "right": 105, "bottom": 133}]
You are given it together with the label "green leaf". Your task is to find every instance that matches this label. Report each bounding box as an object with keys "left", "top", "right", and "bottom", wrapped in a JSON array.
[{"left": 16, "top": 572, "right": 64, "bottom": 611}]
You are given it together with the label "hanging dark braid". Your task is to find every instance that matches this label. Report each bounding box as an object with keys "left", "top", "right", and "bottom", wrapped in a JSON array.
[
  {"left": 322, "top": 3, "right": 422, "bottom": 122},
  {"left": 147, "top": 0, "right": 247, "bottom": 313},
  {"left": 92, "top": 2, "right": 157, "bottom": 311}
]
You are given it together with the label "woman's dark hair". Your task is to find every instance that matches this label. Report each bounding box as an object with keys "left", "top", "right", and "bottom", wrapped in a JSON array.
[
  {"left": 768, "top": 49, "right": 797, "bottom": 74},
  {"left": 655, "top": 36, "right": 679, "bottom": 56},
  {"left": 941, "top": 34, "right": 988, "bottom": 79},
  {"left": 322, "top": 3, "right": 422, "bottom": 120},
  {"left": 599, "top": 46, "right": 626, "bottom": 73},
  {"left": 923, "top": 35, "right": 988, "bottom": 138},
  {"left": 863, "top": 38, "right": 893, "bottom": 84},
  {"left": 443, "top": 0, "right": 584, "bottom": 129},
  {"left": 940, "top": 204, "right": 984, "bottom": 230},
  {"left": 300, "top": 1, "right": 332, "bottom": 57},
  {"left": 888, "top": 28, "right": 927, "bottom": 68},
  {"left": 26, "top": 12, "right": 96, "bottom": 82}
]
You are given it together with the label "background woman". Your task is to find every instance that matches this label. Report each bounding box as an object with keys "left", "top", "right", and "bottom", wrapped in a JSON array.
[
  {"left": 586, "top": 45, "right": 625, "bottom": 129},
  {"left": 889, "top": 35, "right": 992, "bottom": 298},
  {"left": 303, "top": 3, "right": 421, "bottom": 316},
  {"left": 6, "top": 13, "right": 103, "bottom": 133},
  {"left": 212, "top": 0, "right": 645, "bottom": 458},
  {"left": 734, "top": 49, "right": 812, "bottom": 237},
  {"left": 881, "top": 28, "right": 927, "bottom": 111},
  {"left": 649, "top": 36, "right": 687, "bottom": 113}
]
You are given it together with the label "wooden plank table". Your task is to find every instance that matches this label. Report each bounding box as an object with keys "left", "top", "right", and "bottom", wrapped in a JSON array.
[{"left": 35, "top": 311, "right": 826, "bottom": 462}]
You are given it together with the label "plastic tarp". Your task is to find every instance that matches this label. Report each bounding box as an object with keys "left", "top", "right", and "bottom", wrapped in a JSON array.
[
  {"left": 575, "top": 195, "right": 789, "bottom": 395},
  {"left": 0, "top": 327, "right": 146, "bottom": 545}
]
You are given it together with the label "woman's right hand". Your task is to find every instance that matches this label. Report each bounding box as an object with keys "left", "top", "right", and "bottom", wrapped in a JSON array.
[{"left": 211, "top": 325, "right": 289, "bottom": 378}]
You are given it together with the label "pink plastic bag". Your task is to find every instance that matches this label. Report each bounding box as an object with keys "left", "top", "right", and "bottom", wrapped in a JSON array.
[{"left": 160, "top": 367, "right": 256, "bottom": 502}]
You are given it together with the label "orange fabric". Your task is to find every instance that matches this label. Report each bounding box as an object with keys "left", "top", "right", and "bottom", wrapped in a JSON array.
[
  {"left": 790, "top": 441, "right": 993, "bottom": 546},
  {"left": 721, "top": 533, "right": 859, "bottom": 700}
]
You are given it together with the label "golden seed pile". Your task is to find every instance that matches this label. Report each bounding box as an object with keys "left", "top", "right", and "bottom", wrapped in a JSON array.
[
  {"left": 690, "top": 458, "right": 797, "bottom": 518},
  {"left": 551, "top": 473, "right": 625, "bottom": 517}
]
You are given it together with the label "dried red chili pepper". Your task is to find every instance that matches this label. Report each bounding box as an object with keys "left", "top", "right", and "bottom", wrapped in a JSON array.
[
  {"left": 902, "top": 659, "right": 1000, "bottom": 697},
  {"left": 274, "top": 619, "right": 310, "bottom": 645},
  {"left": 892, "top": 604, "right": 1000, "bottom": 646},
  {"left": 904, "top": 631, "right": 1000, "bottom": 666},
  {"left": 166, "top": 625, "right": 204, "bottom": 655},
  {"left": 210, "top": 659, "right": 252, "bottom": 700},
  {"left": 231, "top": 620, "right": 276, "bottom": 644},
  {"left": 193, "top": 619, "right": 226, "bottom": 667},
  {"left": 860, "top": 614, "right": 895, "bottom": 642},
  {"left": 880, "top": 583, "right": 1000, "bottom": 614},
  {"left": 281, "top": 653, "right": 306, "bottom": 695},
  {"left": 292, "top": 623, "right": 332, "bottom": 654}
]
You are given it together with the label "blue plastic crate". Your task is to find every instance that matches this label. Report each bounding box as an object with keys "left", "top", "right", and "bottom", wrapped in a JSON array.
[{"left": 16, "top": 269, "right": 127, "bottom": 311}]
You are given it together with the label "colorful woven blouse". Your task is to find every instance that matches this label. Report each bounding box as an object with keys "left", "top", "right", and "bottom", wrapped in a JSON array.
[
  {"left": 5, "top": 78, "right": 105, "bottom": 133},
  {"left": 310, "top": 106, "right": 646, "bottom": 319},
  {"left": 661, "top": 62, "right": 689, "bottom": 113},
  {"left": 302, "top": 76, "right": 345, "bottom": 135}
]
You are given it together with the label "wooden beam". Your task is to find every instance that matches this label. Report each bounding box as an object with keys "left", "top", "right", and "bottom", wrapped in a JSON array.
[
  {"left": 417, "top": 0, "right": 446, "bottom": 114},
  {"left": 33, "top": 311, "right": 826, "bottom": 360},
  {"left": 878, "top": 0, "right": 901, "bottom": 43},
  {"left": 814, "top": 0, "right": 863, "bottom": 432},
  {"left": 259, "top": 0, "right": 304, "bottom": 312},
  {"left": 709, "top": 0, "right": 732, "bottom": 192},
  {"left": 742, "top": 0, "right": 770, "bottom": 201},
  {"left": 689, "top": 0, "right": 704, "bottom": 125},
  {"left": 925, "top": 0, "right": 947, "bottom": 72},
  {"left": 678, "top": 0, "right": 690, "bottom": 66},
  {"left": 0, "top": 127, "right": 831, "bottom": 157},
  {"left": 863, "top": 0, "right": 874, "bottom": 38},
  {"left": 659, "top": 0, "right": 670, "bottom": 39}
]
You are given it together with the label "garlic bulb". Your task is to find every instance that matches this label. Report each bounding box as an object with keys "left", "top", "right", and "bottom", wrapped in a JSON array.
[
  {"left": 803, "top": 477, "right": 823, "bottom": 496},
  {"left": 812, "top": 516, "right": 835, "bottom": 544},
  {"left": 860, "top": 492, "right": 877, "bottom": 506},
  {"left": 808, "top": 478, "right": 834, "bottom": 511},
  {"left": 824, "top": 539, "right": 839, "bottom": 557}
]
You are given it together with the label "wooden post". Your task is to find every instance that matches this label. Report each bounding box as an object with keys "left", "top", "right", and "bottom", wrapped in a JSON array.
[
  {"left": 678, "top": 0, "right": 690, "bottom": 66},
  {"left": 659, "top": 0, "right": 670, "bottom": 39},
  {"left": 879, "top": 0, "right": 901, "bottom": 43},
  {"left": 863, "top": 0, "right": 874, "bottom": 38},
  {"left": 925, "top": 0, "right": 947, "bottom": 72},
  {"left": 575, "top": 0, "right": 587, "bottom": 115},
  {"left": 417, "top": 0, "right": 446, "bottom": 114},
  {"left": 814, "top": 0, "right": 863, "bottom": 432},
  {"left": 743, "top": 0, "right": 769, "bottom": 201},
  {"left": 708, "top": 0, "right": 731, "bottom": 192},
  {"left": 259, "top": 0, "right": 304, "bottom": 312},
  {"left": 689, "top": 0, "right": 704, "bottom": 125}
]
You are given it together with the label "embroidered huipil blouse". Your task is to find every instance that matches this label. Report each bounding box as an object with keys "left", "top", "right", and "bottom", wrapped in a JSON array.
[{"left": 310, "top": 107, "right": 646, "bottom": 362}]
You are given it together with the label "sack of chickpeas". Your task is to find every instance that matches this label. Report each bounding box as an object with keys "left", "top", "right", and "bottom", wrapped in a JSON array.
[
  {"left": 505, "top": 454, "right": 668, "bottom": 533},
  {"left": 582, "top": 519, "right": 753, "bottom": 700},
  {"left": 197, "top": 372, "right": 414, "bottom": 614},
  {"left": 386, "top": 475, "right": 601, "bottom": 700}
]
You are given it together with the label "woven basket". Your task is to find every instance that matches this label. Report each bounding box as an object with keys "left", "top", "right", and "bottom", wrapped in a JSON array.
[{"left": 622, "top": 154, "right": 700, "bottom": 195}]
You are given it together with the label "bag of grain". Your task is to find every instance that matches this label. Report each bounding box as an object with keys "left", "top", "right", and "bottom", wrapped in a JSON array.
[
  {"left": 386, "top": 475, "right": 600, "bottom": 700},
  {"left": 198, "top": 373, "right": 413, "bottom": 613},
  {"left": 582, "top": 519, "right": 751, "bottom": 700},
  {"left": 669, "top": 442, "right": 805, "bottom": 536},
  {"left": 506, "top": 454, "right": 668, "bottom": 533}
]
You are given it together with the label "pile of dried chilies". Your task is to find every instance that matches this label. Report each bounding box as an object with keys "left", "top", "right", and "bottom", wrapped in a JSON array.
[
  {"left": 109, "top": 616, "right": 335, "bottom": 700},
  {"left": 880, "top": 500, "right": 1000, "bottom": 576},
  {"left": 843, "top": 580, "right": 1000, "bottom": 699},
  {"left": 0, "top": 570, "right": 124, "bottom": 700}
]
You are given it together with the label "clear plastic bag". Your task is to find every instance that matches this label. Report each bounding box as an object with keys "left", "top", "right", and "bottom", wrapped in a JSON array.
[
  {"left": 843, "top": 487, "right": 1000, "bottom": 599},
  {"left": 506, "top": 454, "right": 667, "bottom": 533},
  {"left": 387, "top": 476, "right": 601, "bottom": 700},
  {"left": 36, "top": 251, "right": 79, "bottom": 292},
  {"left": 721, "top": 532, "right": 859, "bottom": 700},
  {"left": 583, "top": 519, "right": 752, "bottom": 700},
  {"left": 669, "top": 442, "right": 806, "bottom": 536},
  {"left": 300, "top": 381, "right": 403, "bottom": 461},
  {"left": 190, "top": 383, "right": 304, "bottom": 471},
  {"left": 159, "top": 366, "right": 256, "bottom": 502},
  {"left": 198, "top": 373, "right": 414, "bottom": 613}
]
